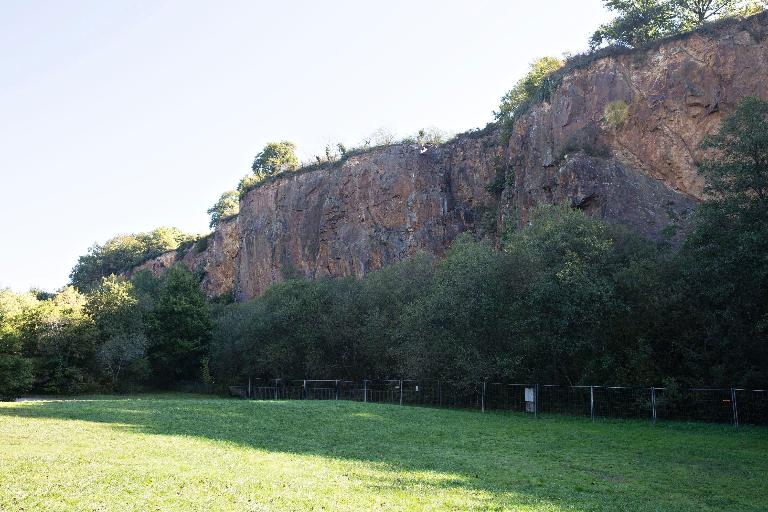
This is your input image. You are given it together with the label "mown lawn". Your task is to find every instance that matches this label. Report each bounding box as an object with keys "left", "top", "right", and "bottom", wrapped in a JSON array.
[{"left": 0, "top": 395, "right": 766, "bottom": 511}]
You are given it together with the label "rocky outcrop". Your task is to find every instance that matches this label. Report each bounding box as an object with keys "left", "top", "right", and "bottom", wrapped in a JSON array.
[
  {"left": 504, "top": 13, "right": 768, "bottom": 235},
  {"left": 127, "top": 216, "right": 240, "bottom": 299},
  {"left": 129, "top": 13, "right": 768, "bottom": 300}
]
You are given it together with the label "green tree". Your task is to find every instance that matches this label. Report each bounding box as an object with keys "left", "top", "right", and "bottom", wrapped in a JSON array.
[
  {"left": 84, "top": 276, "right": 149, "bottom": 389},
  {"left": 0, "top": 290, "right": 37, "bottom": 400},
  {"left": 147, "top": 266, "right": 212, "bottom": 386},
  {"left": 590, "top": 0, "right": 678, "bottom": 49},
  {"left": 495, "top": 57, "right": 564, "bottom": 129},
  {"left": 503, "top": 205, "right": 666, "bottom": 384},
  {"left": 207, "top": 190, "right": 240, "bottom": 228},
  {"left": 678, "top": 96, "right": 768, "bottom": 385},
  {"left": 85, "top": 276, "right": 143, "bottom": 338},
  {"left": 590, "top": 0, "right": 764, "bottom": 49},
  {"left": 24, "top": 287, "right": 100, "bottom": 394},
  {"left": 97, "top": 332, "right": 148, "bottom": 390},
  {"left": 251, "top": 141, "right": 299, "bottom": 180}
]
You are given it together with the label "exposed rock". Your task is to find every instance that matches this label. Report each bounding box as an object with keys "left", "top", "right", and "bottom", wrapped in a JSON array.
[{"left": 126, "top": 216, "right": 239, "bottom": 299}]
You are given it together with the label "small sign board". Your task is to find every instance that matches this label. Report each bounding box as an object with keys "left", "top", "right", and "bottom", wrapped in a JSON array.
[{"left": 525, "top": 387, "right": 535, "bottom": 402}]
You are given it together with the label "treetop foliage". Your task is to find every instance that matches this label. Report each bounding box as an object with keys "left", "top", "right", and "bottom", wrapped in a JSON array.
[
  {"left": 590, "top": 0, "right": 766, "bottom": 49},
  {"left": 495, "top": 56, "right": 564, "bottom": 130},
  {"left": 251, "top": 141, "right": 299, "bottom": 180},
  {"left": 236, "top": 141, "right": 300, "bottom": 198},
  {"left": 207, "top": 190, "right": 240, "bottom": 228}
]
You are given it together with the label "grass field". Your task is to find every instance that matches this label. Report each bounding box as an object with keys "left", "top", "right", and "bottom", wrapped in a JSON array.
[{"left": 0, "top": 396, "right": 766, "bottom": 511}]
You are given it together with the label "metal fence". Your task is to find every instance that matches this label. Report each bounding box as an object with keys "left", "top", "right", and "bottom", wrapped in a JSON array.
[{"left": 229, "top": 379, "right": 768, "bottom": 427}]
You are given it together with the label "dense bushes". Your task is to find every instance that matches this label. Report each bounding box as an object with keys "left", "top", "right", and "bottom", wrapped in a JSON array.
[
  {"left": 0, "top": 266, "right": 211, "bottom": 398},
  {"left": 208, "top": 209, "right": 677, "bottom": 387},
  {"left": 495, "top": 56, "right": 564, "bottom": 133},
  {"left": 207, "top": 191, "right": 239, "bottom": 228},
  {"left": 207, "top": 203, "right": 765, "bottom": 388}
]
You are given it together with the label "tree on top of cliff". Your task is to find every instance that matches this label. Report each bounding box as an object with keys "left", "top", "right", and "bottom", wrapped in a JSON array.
[
  {"left": 495, "top": 56, "right": 564, "bottom": 130},
  {"left": 251, "top": 141, "right": 299, "bottom": 180},
  {"left": 207, "top": 190, "right": 239, "bottom": 228},
  {"left": 590, "top": 0, "right": 766, "bottom": 49},
  {"left": 237, "top": 141, "right": 301, "bottom": 198}
]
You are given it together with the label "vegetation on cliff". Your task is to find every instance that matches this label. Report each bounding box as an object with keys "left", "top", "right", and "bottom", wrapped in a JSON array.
[
  {"left": 206, "top": 190, "right": 239, "bottom": 228},
  {"left": 69, "top": 227, "right": 199, "bottom": 291}
]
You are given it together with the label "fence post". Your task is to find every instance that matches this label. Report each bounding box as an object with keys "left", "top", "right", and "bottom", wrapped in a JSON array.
[
  {"left": 363, "top": 380, "right": 368, "bottom": 403},
  {"left": 590, "top": 385, "right": 595, "bottom": 422},
  {"left": 248, "top": 377, "right": 251, "bottom": 399},
  {"left": 534, "top": 383, "right": 539, "bottom": 419},
  {"left": 303, "top": 379, "right": 307, "bottom": 400},
  {"left": 731, "top": 388, "right": 739, "bottom": 428},
  {"left": 438, "top": 380, "right": 442, "bottom": 406},
  {"left": 651, "top": 387, "right": 657, "bottom": 424},
  {"left": 399, "top": 379, "right": 403, "bottom": 406},
  {"left": 274, "top": 379, "right": 279, "bottom": 400},
  {"left": 481, "top": 381, "right": 486, "bottom": 413}
]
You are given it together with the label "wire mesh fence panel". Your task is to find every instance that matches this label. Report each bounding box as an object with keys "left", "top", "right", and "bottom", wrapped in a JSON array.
[
  {"left": 251, "top": 386, "right": 280, "bottom": 400},
  {"left": 303, "top": 380, "right": 340, "bottom": 400},
  {"left": 435, "top": 381, "right": 481, "bottom": 409},
  {"left": 282, "top": 383, "right": 304, "bottom": 400},
  {"left": 237, "top": 377, "right": 765, "bottom": 427},
  {"left": 594, "top": 387, "right": 652, "bottom": 420},
  {"left": 735, "top": 389, "right": 768, "bottom": 426},
  {"left": 485, "top": 384, "right": 528, "bottom": 412},
  {"left": 365, "top": 381, "right": 401, "bottom": 404},
  {"left": 538, "top": 385, "right": 591, "bottom": 417},
  {"left": 655, "top": 388, "right": 734, "bottom": 424}
]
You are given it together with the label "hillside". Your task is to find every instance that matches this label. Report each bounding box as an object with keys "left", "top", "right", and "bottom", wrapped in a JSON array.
[{"left": 131, "top": 13, "right": 768, "bottom": 301}]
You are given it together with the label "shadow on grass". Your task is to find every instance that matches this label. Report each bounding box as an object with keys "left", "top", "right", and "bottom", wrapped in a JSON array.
[{"left": 1, "top": 396, "right": 767, "bottom": 511}]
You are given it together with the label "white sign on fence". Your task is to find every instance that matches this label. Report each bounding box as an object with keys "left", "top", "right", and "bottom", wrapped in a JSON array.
[{"left": 525, "top": 387, "right": 535, "bottom": 402}]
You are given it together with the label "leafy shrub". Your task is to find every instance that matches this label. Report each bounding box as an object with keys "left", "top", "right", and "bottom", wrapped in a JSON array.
[{"left": 604, "top": 100, "right": 630, "bottom": 127}]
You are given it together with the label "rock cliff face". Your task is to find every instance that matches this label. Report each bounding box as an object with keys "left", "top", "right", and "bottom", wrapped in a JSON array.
[
  {"left": 135, "top": 13, "right": 768, "bottom": 301},
  {"left": 236, "top": 138, "right": 501, "bottom": 299}
]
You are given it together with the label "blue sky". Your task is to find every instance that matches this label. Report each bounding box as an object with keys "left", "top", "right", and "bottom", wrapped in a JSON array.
[{"left": 0, "top": 0, "right": 611, "bottom": 292}]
